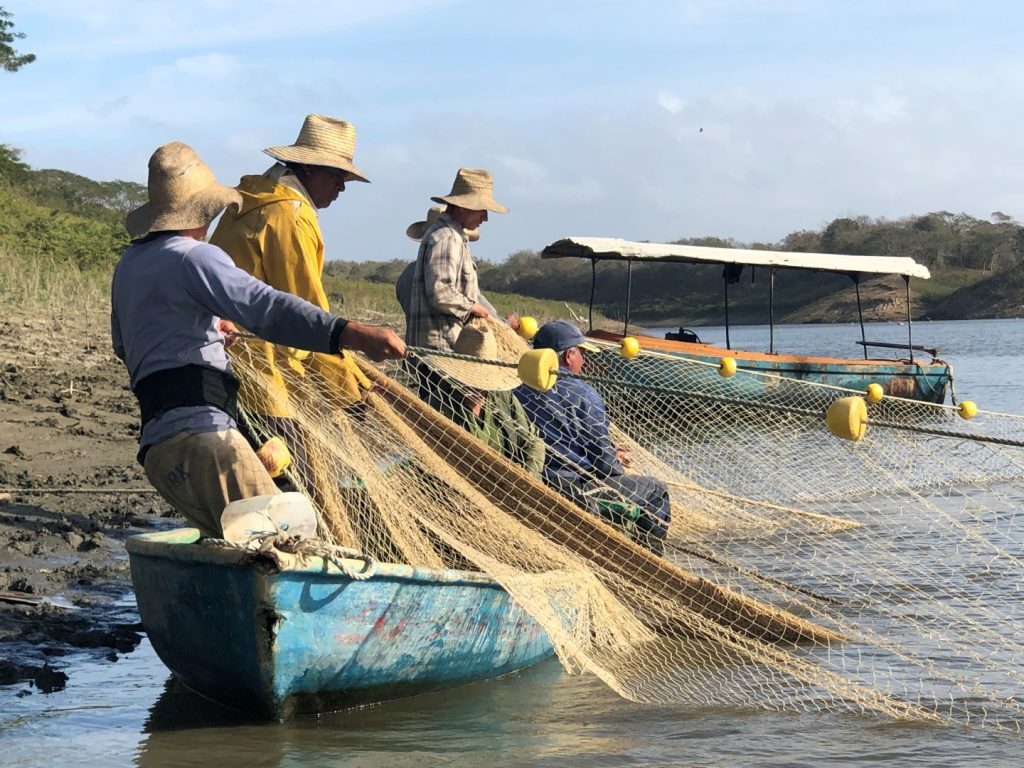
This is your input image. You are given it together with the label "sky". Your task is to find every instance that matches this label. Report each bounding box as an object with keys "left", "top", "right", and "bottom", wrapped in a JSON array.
[{"left": 3, "top": 0, "right": 1024, "bottom": 264}]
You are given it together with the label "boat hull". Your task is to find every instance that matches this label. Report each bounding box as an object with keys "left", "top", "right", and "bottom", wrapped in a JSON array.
[
  {"left": 127, "top": 529, "right": 554, "bottom": 719},
  {"left": 588, "top": 330, "right": 950, "bottom": 403}
]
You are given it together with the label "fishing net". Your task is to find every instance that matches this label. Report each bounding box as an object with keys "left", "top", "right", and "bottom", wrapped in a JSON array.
[{"left": 227, "top": 318, "right": 1024, "bottom": 732}]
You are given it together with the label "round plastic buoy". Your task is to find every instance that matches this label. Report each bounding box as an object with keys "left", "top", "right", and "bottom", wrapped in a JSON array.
[
  {"left": 865, "top": 383, "right": 885, "bottom": 404},
  {"left": 958, "top": 400, "right": 978, "bottom": 420},
  {"left": 517, "top": 316, "right": 539, "bottom": 340},
  {"left": 826, "top": 396, "right": 868, "bottom": 441},
  {"left": 620, "top": 336, "right": 640, "bottom": 359},
  {"left": 518, "top": 348, "right": 559, "bottom": 391},
  {"left": 718, "top": 356, "right": 737, "bottom": 378},
  {"left": 256, "top": 436, "right": 292, "bottom": 478}
]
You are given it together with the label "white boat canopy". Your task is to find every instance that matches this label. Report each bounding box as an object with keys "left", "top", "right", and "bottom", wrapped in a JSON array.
[{"left": 541, "top": 237, "right": 931, "bottom": 279}]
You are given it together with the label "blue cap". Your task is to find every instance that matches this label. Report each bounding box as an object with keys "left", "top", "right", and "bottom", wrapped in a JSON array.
[{"left": 532, "top": 321, "right": 600, "bottom": 353}]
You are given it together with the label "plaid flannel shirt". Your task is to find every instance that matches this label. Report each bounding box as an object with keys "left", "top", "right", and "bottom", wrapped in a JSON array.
[{"left": 404, "top": 212, "right": 480, "bottom": 351}]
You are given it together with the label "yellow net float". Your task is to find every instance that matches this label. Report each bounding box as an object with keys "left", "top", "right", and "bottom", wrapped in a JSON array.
[
  {"left": 865, "top": 383, "right": 885, "bottom": 404},
  {"left": 620, "top": 336, "right": 640, "bottom": 359},
  {"left": 516, "top": 315, "right": 539, "bottom": 340},
  {"left": 958, "top": 400, "right": 978, "bottom": 420},
  {"left": 718, "top": 356, "right": 737, "bottom": 378},
  {"left": 518, "top": 348, "right": 559, "bottom": 391},
  {"left": 826, "top": 396, "right": 868, "bottom": 441},
  {"left": 256, "top": 436, "right": 292, "bottom": 478}
]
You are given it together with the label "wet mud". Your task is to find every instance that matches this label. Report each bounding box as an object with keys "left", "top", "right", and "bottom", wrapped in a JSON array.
[{"left": 0, "top": 315, "right": 171, "bottom": 698}]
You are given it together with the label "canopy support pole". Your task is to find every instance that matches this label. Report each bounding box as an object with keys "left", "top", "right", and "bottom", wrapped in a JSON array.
[
  {"left": 904, "top": 275, "right": 914, "bottom": 364},
  {"left": 768, "top": 268, "right": 776, "bottom": 355},
  {"left": 588, "top": 258, "right": 596, "bottom": 332},
  {"left": 724, "top": 276, "right": 731, "bottom": 350},
  {"left": 624, "top": 258, "right": 633, "bottom": 336},
  {"left": 853, "top": 274, "right": 867, "bottom": 360}
]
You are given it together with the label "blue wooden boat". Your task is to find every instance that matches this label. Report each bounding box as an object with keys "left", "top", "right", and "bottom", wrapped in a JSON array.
[
  {"left": 126, "top": 528, "right": 554, "bottom": 720},
  {"left": 542, "top": 237, "right": 952, "bottom": 404}
]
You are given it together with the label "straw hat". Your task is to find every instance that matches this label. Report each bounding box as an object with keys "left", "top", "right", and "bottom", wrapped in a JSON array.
[
  {"left": 406, "top": 205, "right": 479, "bottom": 242},
  {"left": 425, "top": 322, "right": 521, "bottom": 391},
  {"left": 263, "top": 114, "right": 369, "bottom": 183},
  {"left": 431, "top": 168, "right": 508, "bottom": 213},
  {"left": 126, "top": 142, "right": 242, "bottom": 238}
]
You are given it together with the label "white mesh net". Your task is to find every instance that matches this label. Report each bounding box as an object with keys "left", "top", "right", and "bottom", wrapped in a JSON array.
[{"left": 227, "top": 318, "right": 1024, "bottom": 732}]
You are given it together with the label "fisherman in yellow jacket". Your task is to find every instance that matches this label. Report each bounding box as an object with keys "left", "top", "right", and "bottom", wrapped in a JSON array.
[{"left": 211, "top": 115, "right": 376, "bottom": 422}]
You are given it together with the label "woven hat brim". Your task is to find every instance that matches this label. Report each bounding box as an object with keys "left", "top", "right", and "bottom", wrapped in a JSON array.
[
  {"left": 263, "top": 146, "right": 369, "bottom": 183},
  {"left": 406, "top": 220, "right": 479, "bottom": 242},
  {"left": 430, "top": 193, "right": 508, "bottom": 214},
  {"left": 406, "top": 221, "right": 429, "bottom": 240},
  {"left": 126, "top": 184, "right": 242, "bottom": 238},
  {"left": 424, "top": 354, "right": 521, "bottom": 391}
]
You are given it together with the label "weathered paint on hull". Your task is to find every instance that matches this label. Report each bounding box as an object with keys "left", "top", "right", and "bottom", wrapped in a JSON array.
[
  {"left": 587, "top": 331, "right": 950, "bottom": 404},
  {"left": 127, "top": 529, "right": 554, "bottom": 720}
]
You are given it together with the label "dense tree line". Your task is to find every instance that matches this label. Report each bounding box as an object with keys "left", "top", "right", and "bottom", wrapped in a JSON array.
[
  {"left": 0, "top": 145, "right": 140, "bottom": 269},
  {"left": 329, "top": 212, "right": 1024, "bottom": 322}
]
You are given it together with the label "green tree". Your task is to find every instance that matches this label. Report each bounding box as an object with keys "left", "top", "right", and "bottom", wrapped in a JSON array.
[
  {"left": 0, "top": 143, "right": 29, "bottom": 183},
  {"left": 1, "top": 7, "right": 35, "bottom": 72}
]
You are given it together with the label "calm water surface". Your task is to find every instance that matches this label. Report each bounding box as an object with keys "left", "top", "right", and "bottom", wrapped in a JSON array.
[
  {"left": 644, "top": 317, "right": 1024, "bottom": 412},
  {"left": 3, "top": 319, "right": 1023, "bottom": 767}
]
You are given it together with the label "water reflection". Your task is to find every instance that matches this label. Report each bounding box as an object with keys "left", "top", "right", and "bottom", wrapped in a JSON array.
[{"left": 135, "top": 660, "right": 683, "bottom": 768}]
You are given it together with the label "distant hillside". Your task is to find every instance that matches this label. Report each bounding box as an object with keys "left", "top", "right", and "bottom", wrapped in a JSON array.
[
  {"left": 3, "top": 142, "right": 1023, "bottom": 324},
  {"left": 0, "top": 144, "right": 142, "bottom": 271}
]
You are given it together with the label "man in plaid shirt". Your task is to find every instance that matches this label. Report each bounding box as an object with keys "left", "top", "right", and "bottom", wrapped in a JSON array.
[{"left": 404, "top": 168, "right": 508, "bottom": 351}]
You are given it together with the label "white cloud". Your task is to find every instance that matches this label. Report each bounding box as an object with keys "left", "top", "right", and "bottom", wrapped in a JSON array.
[
  {"left": 657, "top": 91, "right": 685, "bottom": 115},
  {"left": 829, "top": 88, "right": 910, "bottom": 127},
  {"left": 166, "top": 52, "right": 242, "bottom": 78},
  {"left": 19, "top": 0, "right": 458, "bottom": 58}
]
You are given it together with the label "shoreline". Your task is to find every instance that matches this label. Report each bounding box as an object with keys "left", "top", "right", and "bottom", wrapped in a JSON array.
[{"left": 0, "top": 314, "right": 168, "bottom": 695}]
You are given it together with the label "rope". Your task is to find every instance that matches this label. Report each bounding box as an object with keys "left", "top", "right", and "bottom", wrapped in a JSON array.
[
  {"left": 200, "top": 534, "right": 377, "bottom": 580},
  {"left": 407, "top": 348, "right": 1024, "bottom": 449},
  {"left": 278, "top": 537, "right": 377, "bottom": 580}
]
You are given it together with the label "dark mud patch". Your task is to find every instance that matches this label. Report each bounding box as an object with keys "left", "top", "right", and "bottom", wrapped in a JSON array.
[{"left": 0, "top": 314, "right": 174, "bottom": 696}]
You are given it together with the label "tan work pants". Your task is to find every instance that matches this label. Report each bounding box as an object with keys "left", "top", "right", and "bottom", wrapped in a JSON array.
[{"left": 144, "top": 428, "right": 280, "bottom": 538}]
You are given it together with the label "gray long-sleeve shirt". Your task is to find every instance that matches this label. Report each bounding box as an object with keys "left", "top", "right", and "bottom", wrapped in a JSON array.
[{"left": 111, "top": 233, "right": 344, "bottom": 449}]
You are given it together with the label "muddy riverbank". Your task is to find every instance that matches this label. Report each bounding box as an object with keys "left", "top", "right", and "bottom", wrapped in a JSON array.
[{"left": 0, "top": 314, "right": 171, "bottom": 697}]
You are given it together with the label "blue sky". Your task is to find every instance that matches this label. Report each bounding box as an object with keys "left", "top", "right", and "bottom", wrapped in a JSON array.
[{"left": 3, "top": 1, "right": 1024, "bottom": 264}]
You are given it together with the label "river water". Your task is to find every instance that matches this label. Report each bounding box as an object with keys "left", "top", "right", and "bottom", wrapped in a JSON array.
[{"left": 3, "top": 319, "right": 1024, "bottom": 767}]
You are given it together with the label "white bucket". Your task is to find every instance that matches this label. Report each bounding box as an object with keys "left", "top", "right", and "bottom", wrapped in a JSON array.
[{"left": 220, "top": 492, "right": 318, "bottom": 543}]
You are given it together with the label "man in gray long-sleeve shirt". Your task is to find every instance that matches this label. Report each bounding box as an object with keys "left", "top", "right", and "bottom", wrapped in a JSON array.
[{"left": 111, "top": 142, "right": 405, "bottom": 537}]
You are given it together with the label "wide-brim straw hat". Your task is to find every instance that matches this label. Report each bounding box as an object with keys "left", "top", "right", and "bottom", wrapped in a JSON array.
[
  {"left": 424, "top": 321, "right": 521, "bottom": 391},
  {"left": 431, "top": 168, "right": 508, "bottom": 214},
  {"left": 406, "top": 205, "right": 479, "bottom": 242},
  {"left": 126, "top": 142, "right": 242, "bottom": 238},
  {"left": 263, "top": 114, "right": 369, "bottom": 183}
]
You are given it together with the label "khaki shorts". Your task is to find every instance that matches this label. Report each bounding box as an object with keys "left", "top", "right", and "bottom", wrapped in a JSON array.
[{"left": 144, "top": 428, "right": 280, "bottom": 538}]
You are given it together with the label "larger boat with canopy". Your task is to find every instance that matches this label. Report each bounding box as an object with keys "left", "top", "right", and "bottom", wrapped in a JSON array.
[{"left": 540, "top": 236, "right": 951, "bottom": 403}]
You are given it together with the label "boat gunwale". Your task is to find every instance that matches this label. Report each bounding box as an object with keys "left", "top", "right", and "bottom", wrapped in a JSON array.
[
  {"left": 586, "top": 328, "right": 950, "bottom": 370},
  {"left": 126, "top": 529, "right": 509, "bottom": 590}
]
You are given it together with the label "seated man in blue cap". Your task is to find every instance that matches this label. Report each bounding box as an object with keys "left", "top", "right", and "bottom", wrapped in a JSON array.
[{"left": 514, "top": 321, "right": 671, "bottom": 554}]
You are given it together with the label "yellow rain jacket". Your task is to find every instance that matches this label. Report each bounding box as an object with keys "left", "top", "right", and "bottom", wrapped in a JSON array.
[{"left": 210, "top": 173, "right": 370, "bottom": 417}]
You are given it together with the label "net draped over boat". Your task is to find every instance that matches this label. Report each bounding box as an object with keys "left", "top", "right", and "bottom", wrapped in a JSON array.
[{"left": 227, "top": 317, "right": 1024, "bottom": 732}]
